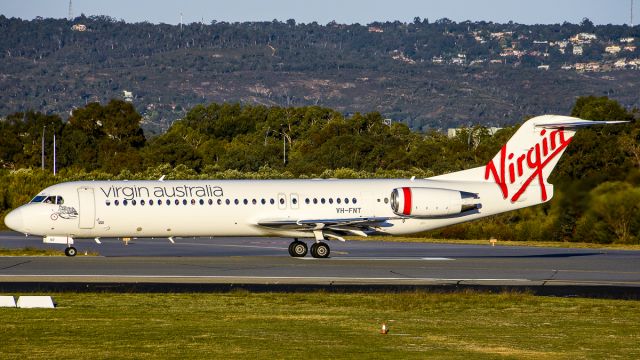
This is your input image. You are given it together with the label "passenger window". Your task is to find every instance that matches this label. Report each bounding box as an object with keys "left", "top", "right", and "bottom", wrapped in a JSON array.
[
  {"left": 208, "top": 199, "right": 212, "bottom": 205},
  {"left": 243, "top": 199, "right": 248, "bottom": 205},
  {"left": 305, "top": 198, "right": 310, "bottom": 204},
  {"left": 114, "top": 200, "right": 119, "bottom": 206},
  {"left": 226, "top": 199, "right": 230, "bottom": 205},
  {"left": 123, "top": 200, "right": 128, "bottom": 206},
  {"left": 183, "top": 199, "right": 188, "bottom": 205},
  {"left": 279, "top": 198, "right": 285, "bottom": 205},
  {"left": 199, "top": 199, "right": 204, "bottom": 205},
  {"left": 270, "top": 199, "right": 275, "bottom": 205},
  {"left": 321, "top": 198, "right": 326, "bottom": 204},
  {"left": 353, "top": 198, "right": 357, "bottom": 204},
  {"left": 141, "top": 200, "right": 146, "bottom": 206},
  {"left": 384, "top": 198, "right": 389, "bottom": 204},
  {"left": 106, "top": 200, "right": 111, "bottom": 206},
  {"left": 166, "top": 199, "right": 171, "bottom": 205},
  {"left": 313, "top": 198, "right": 318, "bottom": 204},
  {"left": 329, "top": 198, "right": 333, "bottom": 204},
  {"left": 337, "top": 198, "right": 341, "bottom": 204},
  {"left": 261, "top": 199, "right": 266, "bottom": 205},
  {"left": 217, "top": 199, "right": 222, "bottom": 205},
  {"left": 252, "top": 199, "right": 257, "bottom": 205},
  {"left": 292, "top": 198, "right": 297, "bottom": 205},
  {"left": 191, "top": 199, "right": 197, "bottom": 205},
  {"left": 345, "top": 198, "right": 349, "bottom": 204},
  {"left": 234, "top": 199, "right": 239, "bottom": 205},
  {"left": 132, "top": 200, "right": 137, "bottom": 206}
]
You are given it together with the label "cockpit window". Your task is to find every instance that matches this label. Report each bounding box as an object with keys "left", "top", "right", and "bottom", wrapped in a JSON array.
[
  {"left": 37, "top": 196, "right": 64, "bottom": 205},
  {"left": 30, "top": 195, "right": 47, "bottom": 203}
]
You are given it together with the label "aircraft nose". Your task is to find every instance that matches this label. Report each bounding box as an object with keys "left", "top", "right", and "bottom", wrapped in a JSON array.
[{"left": 4, "top": 208, "right": 24, "bottom": 233}]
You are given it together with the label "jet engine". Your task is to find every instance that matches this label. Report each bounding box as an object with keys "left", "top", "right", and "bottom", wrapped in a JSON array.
[{"left": 390, "top": 187, "right": 480, "bottom": 217}]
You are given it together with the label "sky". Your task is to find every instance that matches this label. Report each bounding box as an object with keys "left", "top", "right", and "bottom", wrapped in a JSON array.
[{"left": 0, "top": 0, "right": 635, "bottom": 25}]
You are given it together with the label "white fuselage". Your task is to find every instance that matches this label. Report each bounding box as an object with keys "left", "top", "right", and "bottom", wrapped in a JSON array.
[{"left": 7, "top": 178, "right": 546, "bottom": 240}]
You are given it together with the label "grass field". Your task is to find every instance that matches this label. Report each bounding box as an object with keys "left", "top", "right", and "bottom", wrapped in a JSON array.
[
  {"left": 1, "top": 291, "right": 639, "bottom": 359},
  {"left": 0, "top": 247, "right": 65, "bottom": 256},
  {"left": 0, "top": 247, "right": 99, "bottom": 256}
]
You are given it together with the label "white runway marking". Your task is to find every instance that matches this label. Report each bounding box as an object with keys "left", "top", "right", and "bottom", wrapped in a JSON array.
[
  {"left": 179, "top": 242, "right": 288, "bottom": 250},
  {"left": 297, "top": 257, "right": 454, "bottom": 261}
]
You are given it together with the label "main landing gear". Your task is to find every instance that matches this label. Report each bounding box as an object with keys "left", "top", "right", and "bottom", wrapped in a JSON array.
[
  {"left": 288, "top": 239, "right": 330, "bottom": 258},
  {"left": 64, "top": 246, "right": 77, "bottom": 257}
]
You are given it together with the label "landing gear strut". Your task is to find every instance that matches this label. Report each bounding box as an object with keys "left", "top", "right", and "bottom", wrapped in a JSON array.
[{"left": 64, "top": 246, "right": 77, "bottom": 257}]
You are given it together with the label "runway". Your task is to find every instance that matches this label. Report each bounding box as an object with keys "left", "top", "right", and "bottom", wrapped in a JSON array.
[{"left": 1, "top": 232, "right": 639, "bottom": 298}]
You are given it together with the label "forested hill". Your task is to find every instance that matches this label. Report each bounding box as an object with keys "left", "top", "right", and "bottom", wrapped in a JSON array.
[{"left": 1, "top": 15, "right": 640, "bottom": 134}]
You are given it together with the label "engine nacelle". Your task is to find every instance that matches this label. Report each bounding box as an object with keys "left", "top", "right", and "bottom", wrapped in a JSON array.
[{"left": 390, "top": 187, "right": 480, "bottom": 218}]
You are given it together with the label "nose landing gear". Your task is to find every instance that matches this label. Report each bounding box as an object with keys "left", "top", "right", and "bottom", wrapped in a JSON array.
[{"left": 64, "top": 246, "right": 77, "bottom": 257}]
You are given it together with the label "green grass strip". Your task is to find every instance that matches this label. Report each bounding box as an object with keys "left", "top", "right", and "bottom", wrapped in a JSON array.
[{"left": 1, "top": 291, "right": 638, "bottom": 359}]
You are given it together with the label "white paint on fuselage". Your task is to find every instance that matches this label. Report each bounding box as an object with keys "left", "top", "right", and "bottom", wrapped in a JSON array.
[{"left": 14, "top": 178, "right": 547, "bottom": 240}]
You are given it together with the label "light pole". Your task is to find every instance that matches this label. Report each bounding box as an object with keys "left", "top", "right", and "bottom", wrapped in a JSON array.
[
  {"left": 53, "top": 132, "right": 57, "bottom": 176},
  {"left": 264, "top": 127, "right": 270, "bottom": 146},
  {"left": 280, "top": 124, "right": 287, "bottom": 166},
  {"left": 41, "top": 125, "right": 46, "bottom": 170}
]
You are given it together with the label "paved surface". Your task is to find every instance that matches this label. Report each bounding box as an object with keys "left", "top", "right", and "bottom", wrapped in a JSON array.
[{"left": 1, "top": 232, "right": 639, "bottom": 294}]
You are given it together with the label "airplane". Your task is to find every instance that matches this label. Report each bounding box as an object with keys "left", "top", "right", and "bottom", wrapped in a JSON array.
[{"left": 3, "top": 115, "right": 626, "bottom": 258}]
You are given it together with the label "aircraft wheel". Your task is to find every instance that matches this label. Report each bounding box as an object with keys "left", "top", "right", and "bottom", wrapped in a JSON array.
[
  {"left": 310, "top": 242, "right": 330, "bottom": 258},
  {"left": 64, "top": 247, "right": 77, "bottom": 257},
  {"left": 289, "top": 241, "right": 308, "bottom": 257},
  {"left": 288, "top": 241, "right": 298, "bottom": 256}
]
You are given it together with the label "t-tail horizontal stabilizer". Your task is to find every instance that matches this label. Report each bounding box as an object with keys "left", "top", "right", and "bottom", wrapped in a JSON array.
[{"left": 533, "top": 119, "right": 628, "bottom": 129}]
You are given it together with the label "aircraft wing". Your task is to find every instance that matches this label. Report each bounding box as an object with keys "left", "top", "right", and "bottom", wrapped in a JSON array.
[{"left": 257, "top": 217, "right": 391, "bottom": 239}]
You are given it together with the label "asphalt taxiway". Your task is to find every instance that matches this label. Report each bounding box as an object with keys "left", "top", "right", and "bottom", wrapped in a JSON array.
[{"left": 1, "top": 232, "right": 639, "bottom": 298}]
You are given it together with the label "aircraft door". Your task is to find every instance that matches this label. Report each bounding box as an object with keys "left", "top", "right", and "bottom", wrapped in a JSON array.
[
  {"left": 77, "top": 187, "right": 95, "bottom": 229},
  {"left": 363, "top": 191, "right": 376, "bottom": 217}
]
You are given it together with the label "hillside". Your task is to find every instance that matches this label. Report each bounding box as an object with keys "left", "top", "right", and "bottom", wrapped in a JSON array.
[{"left": 1, "top": 15, "right": 640, "bottom": 134}]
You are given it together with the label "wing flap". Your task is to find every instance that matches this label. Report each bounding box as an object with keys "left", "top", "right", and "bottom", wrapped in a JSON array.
[{"left": 257, "top": 217, "right": 390, "bottom": 235}]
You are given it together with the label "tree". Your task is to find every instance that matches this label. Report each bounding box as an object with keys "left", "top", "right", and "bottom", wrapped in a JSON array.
[
  {"left": 62, "top": 100, "right": 145, "bottom": 171},
  {"left": 0, "top": 111, "right": 63, "bottom": 169},
  {"left": 575, "top": 182, "right": 640, "bottom": 243}
]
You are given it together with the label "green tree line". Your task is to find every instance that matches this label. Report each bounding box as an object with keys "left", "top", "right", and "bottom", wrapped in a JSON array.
[{"left": 0, "top": 96, "right": 638, "bottom": 243}]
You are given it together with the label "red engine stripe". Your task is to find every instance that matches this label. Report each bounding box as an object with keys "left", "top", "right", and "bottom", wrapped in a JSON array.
[{"left": 402, "top": 187, "right": 412, "bottom": 215}]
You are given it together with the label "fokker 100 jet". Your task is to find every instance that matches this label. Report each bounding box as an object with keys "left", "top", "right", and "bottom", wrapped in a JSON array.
[{"left": 4, "top": 115, "right": 624, "bottom": 257}]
